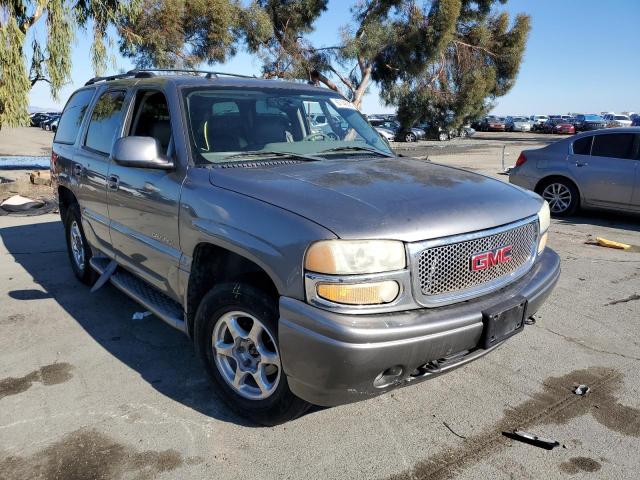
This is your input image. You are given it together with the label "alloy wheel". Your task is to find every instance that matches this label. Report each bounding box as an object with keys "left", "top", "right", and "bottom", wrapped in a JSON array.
[
  {"left": 212, "top": 311, "right": 281, "bottom": 400},
  {"left": 542, "top": 183, "right": 572, "bottom": 214},
  {"left": 69, "top": 220, "right": 85, "bottom": 271}
]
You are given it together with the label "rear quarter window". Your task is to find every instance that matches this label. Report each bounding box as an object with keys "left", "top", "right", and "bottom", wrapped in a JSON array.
[
  {"left": 591, "top": 133, "right": 635, "bottom": 159},
  {"left": 53, "top": 89, "right": 95, "bottom": 145}
]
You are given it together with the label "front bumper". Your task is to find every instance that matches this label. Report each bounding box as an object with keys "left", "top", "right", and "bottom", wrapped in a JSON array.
[{"left": 279, "top": 249, "right": 560, "bottom": 407}]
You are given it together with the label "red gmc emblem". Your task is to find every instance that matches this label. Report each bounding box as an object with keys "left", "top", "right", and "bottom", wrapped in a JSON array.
[{"left": 470, "top": 246, "right": 513, "bottom": 272}]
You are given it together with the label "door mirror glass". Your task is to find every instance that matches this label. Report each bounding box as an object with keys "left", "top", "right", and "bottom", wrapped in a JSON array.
[{"left": 112, "top": 136, "right": 174, "bottom": 169}]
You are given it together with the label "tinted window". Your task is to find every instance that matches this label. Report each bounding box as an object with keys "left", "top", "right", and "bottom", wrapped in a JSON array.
[
  {"left": 54, "top": 89, "right": 95, "bottom": 144},
  {"left": 85, "top": 90, "right": 127, "bottom": 155},
  {"left": 573, "top": 136, "right": 592, "bottom": 155},
  {"left": 591, "top": 134, "right": 635, "bottom": 159}
]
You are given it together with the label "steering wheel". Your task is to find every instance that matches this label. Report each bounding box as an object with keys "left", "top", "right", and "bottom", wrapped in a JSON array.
[{"left": 303, "top": 132, "right": 332, "bottom": 141}]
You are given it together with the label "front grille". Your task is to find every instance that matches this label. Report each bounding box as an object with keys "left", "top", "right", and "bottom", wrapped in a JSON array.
[{"left": 416, "top": 220, "right": 538, "bottom": 303}]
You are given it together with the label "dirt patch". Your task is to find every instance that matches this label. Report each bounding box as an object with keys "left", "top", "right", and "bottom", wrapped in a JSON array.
[
  {"left": 559, "top": 456, "right": 602, "bottom": 474},
  {"left": 0, "top": 428, "right": 202, "bottom": 480},
  {"left": 387, "top": 367, "right": 639, "bottom": 480},
  {"left": 0, "top": 363, "right": 73, "bottom": 399}
]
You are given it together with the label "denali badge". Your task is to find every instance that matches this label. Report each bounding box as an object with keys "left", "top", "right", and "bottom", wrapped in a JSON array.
[{"left": 470, "top": 246, "right": 513, "bottom": 272}]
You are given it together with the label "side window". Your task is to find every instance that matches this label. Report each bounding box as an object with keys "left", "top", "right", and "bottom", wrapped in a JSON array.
[
  {"left": 54, "top": 89, "right": 95, "bottom": 145},
  {"left": 129, "top": 91, "right": 172, "bottom": 154},
  {"left": 85, "top": 90, "right": 127, "bottom": 155},
  {"left": 572, "top": 136, "right": 592, "bottom": 155},
  {"left": 591, "top": 134, "right": 635, "bottom": 159}
]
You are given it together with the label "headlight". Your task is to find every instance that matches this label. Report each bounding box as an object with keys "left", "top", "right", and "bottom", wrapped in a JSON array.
[
  {"left": 537, "top": 201, "right": 550, "bottom": 253},
  {"left": 305, "top": 240, "right": 406, "bottom": 274}
]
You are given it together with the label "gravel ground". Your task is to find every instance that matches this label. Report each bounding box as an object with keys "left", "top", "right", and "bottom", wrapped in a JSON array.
[
  {"left": 0, "top": 131, "right": 639, "bottom": 480},
  {"left": 0, "top": 126, "right": 53, "bottom": 157}
]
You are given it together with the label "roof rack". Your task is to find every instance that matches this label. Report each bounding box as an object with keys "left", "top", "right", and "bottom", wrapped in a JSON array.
[{"left": 84, "top": 69, "right": 255, "bottom": 86}]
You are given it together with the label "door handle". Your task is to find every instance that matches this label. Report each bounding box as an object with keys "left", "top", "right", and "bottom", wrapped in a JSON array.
[
  {"left": 575, "top": 161, "right": 588, "bottom": 167},
  {"left": 73, "top": 163, "right": 83, "bottom": 177},
  {"left": 108, "top": 174, "right": 120, "bottom": 191}
]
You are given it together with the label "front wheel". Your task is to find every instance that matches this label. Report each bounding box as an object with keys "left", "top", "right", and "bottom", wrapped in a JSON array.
[
  {"left": 195, "top": 283, "right": 310, "bottom": 425},
  {"left": 438, "top": 132, "right": 448, "bottom": 142},
  {"left": 404, "top": 132, "right": 416, "bottom": 142}
]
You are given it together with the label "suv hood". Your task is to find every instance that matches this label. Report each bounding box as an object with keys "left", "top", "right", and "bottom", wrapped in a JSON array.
[{"left": 209, "top": 157, "right": 542, "bottom": 242}]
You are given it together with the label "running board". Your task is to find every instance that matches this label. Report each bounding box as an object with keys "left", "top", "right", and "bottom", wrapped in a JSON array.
[{"left": 90, "top": 257, "right": 187, "bottom": 333}]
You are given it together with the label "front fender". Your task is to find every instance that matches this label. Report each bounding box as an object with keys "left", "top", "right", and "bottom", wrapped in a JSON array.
[{"left": 179, "top": 168, "right": 336, "bottom": 300}]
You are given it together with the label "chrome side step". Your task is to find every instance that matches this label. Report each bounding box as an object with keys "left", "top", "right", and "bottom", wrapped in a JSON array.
[{"left": 90, "top": 257, "right": 187, "bottom": 333}]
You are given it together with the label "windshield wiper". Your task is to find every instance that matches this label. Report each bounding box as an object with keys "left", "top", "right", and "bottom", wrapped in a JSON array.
[
  {"left": 317, "top": 146, "right": 395, "bottom": 158},
  {"left": 223, "top": 150, "right": 321, "bottom": 162}
]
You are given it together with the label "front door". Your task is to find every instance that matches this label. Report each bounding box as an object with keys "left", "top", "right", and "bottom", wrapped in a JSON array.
[
  {"left": 106, "top": 89, "right": 185, "bottom": 299},
  {"left": 569, "top": 132, "right": 638, "bottom": 208}
]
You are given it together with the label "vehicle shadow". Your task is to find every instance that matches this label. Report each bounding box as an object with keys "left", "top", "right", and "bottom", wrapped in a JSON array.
[
  {"left": 555, "top": 210, "right": 640, "bottom": 233},
  {"left": 1, "top": 219, "right": 274, "bottom": 427}
]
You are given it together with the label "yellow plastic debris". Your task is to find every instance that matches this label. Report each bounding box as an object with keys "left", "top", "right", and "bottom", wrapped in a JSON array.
[{"left": 596, "top": 237, "right": 631, "bottom": 250}]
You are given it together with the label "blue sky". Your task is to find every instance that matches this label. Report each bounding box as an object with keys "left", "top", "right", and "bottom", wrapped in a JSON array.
[{"left": 29, "top": 0, "right": 640, "bottom": 115}]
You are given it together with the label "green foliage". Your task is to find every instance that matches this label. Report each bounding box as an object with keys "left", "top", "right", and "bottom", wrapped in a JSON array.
[
  {"left": 119, "top": 0, "right": 242, "bottom": 68},
  {"left": 0, "top": 15, "right": 32, "bottom": 126},
  {"left": 376, "top": 0, "right": 530, "bottom": 130},
  {"left": 0, "top": 0, "right": 137, "bottom": 126}
]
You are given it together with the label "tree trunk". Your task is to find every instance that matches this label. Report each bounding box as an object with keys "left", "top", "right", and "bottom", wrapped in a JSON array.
[{"left": 351, "top": 65, "right": 372, "bottom": 110}]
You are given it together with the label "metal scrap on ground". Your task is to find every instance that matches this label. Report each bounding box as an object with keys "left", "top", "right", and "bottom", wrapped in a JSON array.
[{"left": 502, "top": 430, "right": 561, "bottom": 450}]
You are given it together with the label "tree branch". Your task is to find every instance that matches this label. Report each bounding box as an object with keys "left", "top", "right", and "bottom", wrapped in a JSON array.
[
  {"left": 21, "top": 1, "right": 49, "bottom": 33},
  {"left": 452, "top": 40, "right": 497, "bottom": 57}
]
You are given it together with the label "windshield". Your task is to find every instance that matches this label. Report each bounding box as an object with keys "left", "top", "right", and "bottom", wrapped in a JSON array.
[
  {"left": 183, "top": 88, "right": 393, "bottom": 164},
  {"left": 512, "top": 117, "right": 528, "bottom": 122},
  {"left": 584, "top": 115, "right": 603, "bottom": 121}
]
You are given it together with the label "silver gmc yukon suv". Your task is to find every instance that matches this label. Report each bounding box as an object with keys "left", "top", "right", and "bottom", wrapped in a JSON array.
[{"left": 51, "top": 70, "right": 560, "bottom": 424}]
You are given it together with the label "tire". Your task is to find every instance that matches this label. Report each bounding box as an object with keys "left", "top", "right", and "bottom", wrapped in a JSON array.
[
  {"left": 64, "top": 203, "right": 97, "bottom": 285},
  {"left": 538, "top": 178, "right": 579, "bottom": 217},
  {"left": 404, "top": 132, "right": 416, "bottom": 142},
  {"left": 438, "top": 132, "right": 448, "bottom": 142},
  {"left": 194, "top": 283, "right": 310, "bottom": 425}
]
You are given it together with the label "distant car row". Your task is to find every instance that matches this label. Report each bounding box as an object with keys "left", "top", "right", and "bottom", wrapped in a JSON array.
[
  {"left": 29, "top": 111, "right": 61, "bottom": 132},
  {"left": 474, "top": 113, "right": 638, "bottom": 135},
  {"left": 367, "top": 115, "right": 475, "bottom": 143}
]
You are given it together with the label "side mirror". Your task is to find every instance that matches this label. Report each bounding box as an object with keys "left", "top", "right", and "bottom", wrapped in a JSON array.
[{"left": 112, "top": 136, "right": 174, "bottom": 170}]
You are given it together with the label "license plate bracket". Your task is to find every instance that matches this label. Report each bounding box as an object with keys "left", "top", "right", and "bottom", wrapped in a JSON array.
[{"left": 481, "top": 296, "right": 527, "bottom": 349}]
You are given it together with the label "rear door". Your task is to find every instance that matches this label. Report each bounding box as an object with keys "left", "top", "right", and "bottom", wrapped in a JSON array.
[
  {"left": 569, "top": 132, "right": 638, "bottom": 208},
  {"left": 71, "top": 88, "right": 130, "bottom": 255}
]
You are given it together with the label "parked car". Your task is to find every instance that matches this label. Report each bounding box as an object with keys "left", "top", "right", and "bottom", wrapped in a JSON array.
[
  {"left": 529, "top": 115, "right": 549, "bottom": 132},
  {"left": 479, "top": 116, "right": 506, "bottom": 131},
  {"left": 30, "top": 112, "right": 56, "bottom": 127},
  {"left": 49, "top": 117, "right": 60, "bottom": 133},
  {"left": 572, "top": 114, "right": 607, "bottom": 131},
  {"left": 41, "top": 114, "right": 61, "bottom": 130},
  {"left": 505, "top": 116, "right": 532, "bottom": 132},
  {"left": 510, "top": 128, "right": 640, "bottom": 216},
  {"left": 604, "top": 114, "right": 632, "bottom": 128},
  {"left": 415, "top": 121, "right": 454, "bottom": 141},
  {"left": 374, "top": 126, "right": 395, "bottom": 142},
  {"left": 542, "top": 118, "right": 575, "bottom": 134},
  {"left": 52, "top": 69, "right": 559, "bottom": 425},
  {"left": 369, "top": 119, "right": 425, "bottom": 142},
  {"left": 632, "top": 116, "right": 640, "bottom": 127}
]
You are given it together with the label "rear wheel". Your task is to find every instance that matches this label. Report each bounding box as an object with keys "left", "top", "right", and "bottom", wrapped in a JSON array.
[
  {"left": 538, "top": 179, "right": 579, "bottom": 216},
  {"left": 195, "top": 283, "right": 310, "bottom": 425},
  {"left": 438, "top": 132, "right": 448, "bottom": 142},
  {"left": 404, "top": 132, "right": 416, "bottom": 142},
  {"left": 64, "top": 204, "right": 97, "bottom": 285}
]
